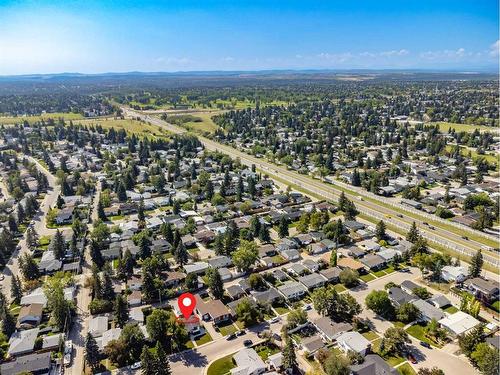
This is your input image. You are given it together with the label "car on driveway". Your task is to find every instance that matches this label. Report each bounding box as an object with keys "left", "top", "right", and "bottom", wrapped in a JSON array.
[
  {"left": 420, "top": 341, "right": 432, "bottom": 349},
  {"left": 226, "top": 333, "right": 237, "bottom": 341},
  {"left": 269, "top": 316, "right": 281, "bottom": 324},
  {"left": 243, "top": 339, "right": 253, "bottom": 347},
  {"left": 131, "top": 362, "right": 141, "bottom": 369},
  {"left": 407, "top": 353, "right": 417, "bottom": 364},
  {"left": 236, "top": 330, "right": 246, "bottom": 336}
]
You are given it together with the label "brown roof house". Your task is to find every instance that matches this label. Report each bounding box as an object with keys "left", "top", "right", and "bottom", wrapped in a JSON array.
[
  {"left": 195, "top": 295, "right": 231, "bottom": 325},
  {"left": 17, "top": 304, "right": 43, "bottom": 328}
]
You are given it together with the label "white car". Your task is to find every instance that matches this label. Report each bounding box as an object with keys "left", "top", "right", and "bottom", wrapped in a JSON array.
[
  {"left": 63, "top": 353, "right": 71, "bottom": 367},
  {"left": 269, "top": 317, "right": 281, "bottom": 324},
  {"left": 64, "top": 340, "right": 73, "bottom": 355},
  {"left": 131, "top": 362, "right": 141, "bottom": 369}
]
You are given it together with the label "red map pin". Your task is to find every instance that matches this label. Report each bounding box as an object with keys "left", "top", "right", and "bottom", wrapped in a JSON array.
[{"left": 178, "top": 293, "right": 196, "bottom": 319}]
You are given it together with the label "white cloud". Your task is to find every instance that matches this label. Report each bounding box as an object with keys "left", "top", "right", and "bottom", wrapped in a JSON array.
[{"left": 489, "top": 40, "right": 500, "bottom": 57}]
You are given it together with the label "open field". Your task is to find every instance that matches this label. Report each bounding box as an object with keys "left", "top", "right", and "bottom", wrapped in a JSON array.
[
  {"left": 432, "top": 121, "right": 499, "bottom": 134},
  {"left": 75, "top": 118, "right": 170, "bottom": 138},
  {"left": 169, "top": 112, "right": 221, "bottom": 134},
  {"left": 0, "top": 112, "right": 85, "bottom": 125},
  {"left": 444, "top": 145, "right": 499, "bottom": 169}
]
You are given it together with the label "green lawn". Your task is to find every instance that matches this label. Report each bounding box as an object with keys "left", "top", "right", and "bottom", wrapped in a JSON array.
[
  {"left": 360, "top": 273, "right": 377, "bottom": 282},
  {"left": 372, "top": 339, "right": 406, "bottom": 367},
  {"left": 406, "top": 323, "right": 443, "bottom": 348},
  {"left": 195, "top": 332, "right": 213, "bottom": 346},
  {"left": 274, "top": 305, "right": 290, "bottom": 315},
  {"left": 444, "top": 305, "right": 459, "bottom": 314},
  {"left": 172, "top": 112, "right": 220, "bottom": 134},
  {"left": 76, "top": 118, "right": 170, "bottom": 139},
  {"left": 206, "top": 353, "right": 236, "bottom": 375},
  {"left": 218, "top": 322, "right": 238, "bottom": 336},
  {"left": 255, "top": 344, "right": 280, "bottom": 361},
  {"left": 333, "top": 284, "right": 347, "bottom": 292},
  {"left": 398, "top": 363, "right": 417, "bottom": 375},
  {"left": 432, "top": 121, "right": 498, "bottom": 134},
  {"left": 0, "top": 112, "right": 84, "bottom": 125},
  {"left": 491, "top": 301, "right": 500, "bottom": 313},
  {"left": 362, "top": 331, "right": 379, "bottom": 341}
]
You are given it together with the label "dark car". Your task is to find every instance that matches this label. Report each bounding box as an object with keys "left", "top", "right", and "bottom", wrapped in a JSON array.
[
  {"left": 236, "top": 330, "right": 246, "bottom": 336},
  {"left": 420, "top": 341, "right": 431, "bottom": 349},
  {"left": 243, "top": 339, "right": 253, "bottom": 347},
  {"left": 226, "top": 334, "right": 237, "bottom": 341},
  {"left": 462, "top": 236, "right": 469, "bottom": 240},
  {"left": 407, "top": 354, "right": 417, "bottom": 364},
  {"left": 399, "top": 267, "right": 410, "bottom": 273}
]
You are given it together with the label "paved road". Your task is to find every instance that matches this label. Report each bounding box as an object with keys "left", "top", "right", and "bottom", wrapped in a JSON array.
[
  {"left": 121, "top": 107, "right": 499, "bottom": 267},
  {"left": 0, "top": 156, "right": 60, "bottom": 299},
  {"left": 69, "top": 183, "right": 101, "bottom": 375}
]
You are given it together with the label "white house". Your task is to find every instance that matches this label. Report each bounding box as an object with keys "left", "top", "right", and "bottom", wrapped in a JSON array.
[
  {"left": 337, "top": 331, "right": 371, "bottom": 356},
  {"left": 442, "top": 266, "right": 469, "bottom": 283},
  {"left": 231, "top": 348, "right": 266, "bottom": 375},
  {"left": 439, "top": 311, "right": 480, "bottom": 337}
]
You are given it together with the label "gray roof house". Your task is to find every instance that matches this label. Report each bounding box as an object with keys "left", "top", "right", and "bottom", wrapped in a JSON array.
[
  {"left": 298, "top": 273, "right": 327, "bottom": 290},
  {"left": 207, "top": 255, "right": 232, "bottom": 269},
  {"left": 251, "top": 287, "right": 282, "bottom": 305},
  {"left": 351, "top": 354, "right": 399, "bottom": 375},
  {"left": 337, "top": 331, "right": 371, "bottom": 356},
  {"left": 319, "top": 267, "right": 341, "bottom": 283},
  {"left": 231, "top": 348, "right": 266, "bottom": 375},
  {"left": 411, "top": 299, "right": 445, "bottom": 322},
  {"left": 1, "top": 352, "right": 52, "bottom": 375},
  {"left": 360, "top": 254, "right": 386, "bottom": 271},
  {"left": 388, "top": 287, "right": 417, "bottom": 308},
  {"left": 8, "top": 327, "right": 40, "bottom": 356},
  {"left": 313, "top": 316, "right": 352, "bottom": 341},
  {"left": 277, "top": 281, "right": 308, "bottom": 301}
]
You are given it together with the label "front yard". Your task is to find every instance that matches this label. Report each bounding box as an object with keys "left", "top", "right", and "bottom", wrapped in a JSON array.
[
  {"left": 405, "top": 323, "right": 444, "bottom": 348},
  {"left": 207, "top": 353, "right": 236, "bottom": 375},
  {"left": 217, "top": 321, "right": 238, "bottom": 336}
]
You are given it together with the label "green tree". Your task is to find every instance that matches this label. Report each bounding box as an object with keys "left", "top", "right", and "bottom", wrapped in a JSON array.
[
  {"left": 287, "top": 308, "right": 307, "bottom": 329},
  {"left": 85, "top": 333, "right": 101, "bottom": 372},
  {"left": 49, "top": 229, "right": 66, "bottom": 260},
  {"left": 376, "top": 220, "right": 386, "bottom": 241},
  {"left": 206, "top": 267, "right": 224, "bottom": 300},
  {"left": 458, "top": 325, "right": 484, "bottom": 357},
  {"left": 278, "top": 216, "right": 289, "bottom": 238},
  {"left": 154, "top": 341, "right": 172, "bottom": 375},
  {"left": 471, "top": 342, "right": 499, "bottom": 375},
  {"left": 175, "top": 241, "right": 188, "bottom": 266},
  {"left": 365, "top": 290, "right": 395, "bottom": 319},
  {"left": 406, "top": 221, "right": 419, "bottom": 243},
  {"left": 380, "top": 327, "right": 410, "bottom": 356},
  {"left": 232, "top": 240, "right": 258, "bottom": 272},
  {"left": 396, "top": 302, "right": 420, "bottom": 323},
  {"left": 418, "top": 368, "right": 445, "bottom": 375},
  {"left": 339, "top": 268, "right": 359, "bottom": 288},
  {"left": 235, "top": 299, "right": 262, "bottom": 328},
  {"left": 469, "top": 250, "right": 483, "bottom": 278},
  {"left": 330, "top": 250, "right": 337, "bottom": 267},
  {"left": 140, "top": 346, "right": 156, "bottom": 375},
  {"left": 113, "top": 295, "right": 129, "bottom": 328},
  {"left": 323, "top": 352, "right": 350, "bottom": 375},
  {"left": 10, "top": 275, "right": 23, "bottom": 304},
  {"left": 282, "top": 336, "right": 297, "bottom": 371}
]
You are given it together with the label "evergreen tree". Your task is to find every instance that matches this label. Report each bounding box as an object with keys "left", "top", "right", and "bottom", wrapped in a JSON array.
[
  {"left": 10, "top": 275, "right": 23, "bottom": 304},
  {"left": 278, "top": 216, "right": 289, "bottom": 238},
  {"left": 101, "top": 264, "right": 115, "bottom": 300},
  {"left": 155, "top": 342, "right": 172, "bottom": 375},
  {"left": 85, "top": 333, "right": 101, "bottom": 372},
  {"left": 469, "top": 250, "right": 483, "bottom": 278},
  {"left": 90, "top": 240, "right": 105, "bottom": 269},
  {"left": 19, "top": 253, "right": 40, "bottom": 281},
  {"left": 175, "top": 241, "right": 188, "bottom": 266},
  {"left": 113, "top": 295, "right": 129, "bottom": 328},
  {"left": 206, "top": 267, "right": 224, "bottom": 300},
  {"left": 26, "top": 227, "right": 39, "bottom": 250},
  {"left": 97, "top": 200, "right": 106, "bottom": 221},
  {"left": 213, "top": 233, "right": 225, "bottom": 255},
  {"left": 117, "top": 181, "right": 127, "bottom": 202},
  {"left": 236, "top": 175, "right": 244, "bottom": 201},
  {"left": 282, "top": 336, "right": 297, "bottom": 371},
  {"left": 376, "top": 220, "right": 386, "bottom": 241},
  {"left": 258, "top": 224, "right": 271, "bottom": 243},
  {"left": 0, "top": 305, "right": 15, "bottom": 337},
  {"left": 138, "top": 235, "right": 152, "bottom": 260},
  {"left": 205, "top": 180, "right": 214, "bottom": 200},
  {"left": 138, "top": 198, "right": 145, "bottom": 222},
  {"left": 330, "top": 250, "right": 338, "bottom": 267},
  {"left": 7, "top": 215, "right": 17, "bottom": 233},
  {"left": 50, "top": 229, "right": 66, "bottom": 259},
  {"left": 140, "top": 346, "right": 156, "bottom": 375},
  {"left": 406, "top": 222, "right": 419, "bottom": 243},
  {"left": 17, "top": 204, "right": 25, "bottom": 224},
  {"left": 56, "top": 194, "right": 65, "bottom": 209}
]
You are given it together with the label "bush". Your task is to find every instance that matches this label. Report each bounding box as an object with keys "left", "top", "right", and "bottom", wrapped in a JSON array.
[{"left": 89, "top": 299, "right": 113, "bottom": 315}]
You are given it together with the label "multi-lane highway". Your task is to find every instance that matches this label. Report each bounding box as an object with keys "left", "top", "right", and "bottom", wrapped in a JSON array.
[{"left": 122, "top": 107, "right": 500, "bottom": 268}]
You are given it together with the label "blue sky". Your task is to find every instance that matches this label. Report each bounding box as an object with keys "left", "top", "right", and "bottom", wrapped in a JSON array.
[{"left": 0, "top": 0, "right": 498, "bottom": 74}]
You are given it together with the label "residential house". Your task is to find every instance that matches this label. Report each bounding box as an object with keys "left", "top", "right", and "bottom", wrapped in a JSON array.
[
  {"left": 428, "top": 295, "right": 451, "bottom": 309},
  {"left": 1, "top": 352, "right": 52, "bottom": 375},
  {"left": 17, "top": 304, "right": 43, "bottom": 328},
  {"left": 301, "top": 335, "right": 325, "bottom": 354},
  {"left": 195, "top": 295, "right": 232, "bottom": 324},
  {"left": 401, "top": 280, "right": 420, "bottom": 295},
  {"left": 313, "top": 316, "right": 352, "bottom": 341},
  {"left": 337, "top": 257, "right": 366, "bottom": 274},
  {"left": 230, "top": 348, "right": 266, "bottom": 375},
  {"left": 277, "top": 281, "right": 308, "bottom": 301},
  {"left": 207, "top": 255, "right": 232, "bottom": 269},
  {"left": 251, "top": 287, "right": 282, "bottom": 305},
  {"left": 89, "top": 316, "right": 109, "bottom": 337},
  {"left": 337, "top": 331, "right": 371, "bottom": 356},
  {"left": 299, "top": 273, "right": 327, "bottom": 290},
  {"left": 351, "top": 354, "right": 399, "bottom": 375},
  {"left": 464, "top": 278, "right": 499, "bottom": 304},
  {"left": 439, "top": 311, "right": 480, "bottom": 337},
  {"left": 442, "top": 266, "right": 469, "bottom": 283},
  {"left": 165, "top": 271, "right": 186, "bottom": 287},
  {"left": 38, "top": 250, "right": 62, "bottom": 273},
  {"left": 8, "top": 328, "right": 40, "bottom": 356},
  {"left": 319, "top": 267, "right": 341, "bottom": 284},
  {"left": 184, "top": 261, "right": 209, "bottom": 275},
  {"left": 226, "top": 285, "right": 246, "bottom": 300},
  {"left": 360, "top": 254, "right": 386, "bottom": 271},
  {"left": 411, "top": 299, "right": 445, "bottom": 322},
  {"left": 128, "top": 290, "right": 142, "bottom": 306},
  {"left": 302, "top": 259, "right": 320, "bottom": 272},
  {"left": 388, "top": 287, "right": 417, "bottom": 308}
]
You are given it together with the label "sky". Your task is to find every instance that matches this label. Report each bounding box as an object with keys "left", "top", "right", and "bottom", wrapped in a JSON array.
[{"left": 0, "top": 0, "right": 498, "bottom": 75}]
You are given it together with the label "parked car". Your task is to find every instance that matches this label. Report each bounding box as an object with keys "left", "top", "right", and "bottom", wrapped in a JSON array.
[
  {"left": 399, "top": 268, "right": 410, "bottom": 273},
  {"left": 407, "top": 353, "right": 417, "bottom": 364},
  {"left": 236, "top": 330, "right": 246, "bottom": 336},
  {"left": 64, "top": 340, "right": 73, "bottom": 355},
  {"left": 269, "top": 316, "right": 281, "bottom": 324},
  {"left": 462, "top": 236, "right": 469, "bottom": 240},
  {"left": 226, "top": 334, "right": 237, "bottom": 341},
  {"left": 420, "top": 341, "right": 431, "bottom": 349},
  {"left": 302, "top": 304, "right": 312, "bottom": 311},
  {"left": 131, "top": 362, "right": 141, "bottom": 370},
  {"left": 243, "top": 339, "right": 253, "bottom": 347},
  {"left": 63, "top": 353, "right": 71, "bottom": 367}
]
